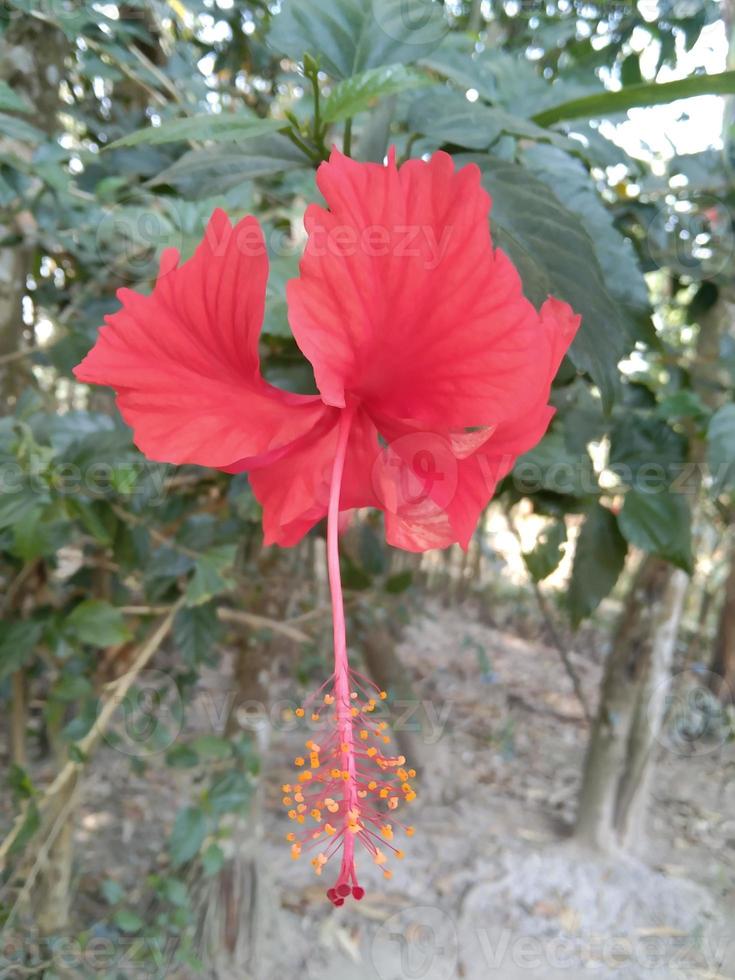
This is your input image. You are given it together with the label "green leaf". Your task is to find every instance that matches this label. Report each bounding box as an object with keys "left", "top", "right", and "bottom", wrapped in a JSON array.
[
  {"left": 0, "top": 492, "right": 46, "bottom": 533},
  {"left": 0, "top": 111, "right": 45, "bottom": 143},
  {"left": 107, "top": 114, "right": 287, "bottom": 149},
  {"left": 708, "top": 404, "right": 735, "bottom": 494},
  {"left": 0, "top": 620, "right": 42, "bottom": 682},
  {"left": 385, "top": 570, "right": 413, "bottom": 594},
  {"left": 521, "top": 144, "right": 650, "bottom": 320},
  {"left": 532, "top": 70, "right": 735, "bottom": 126},
  {"left": 166, "top": 744, "right": 200, "bottom": 769},
  {"left": 609, "top": 415, "right": 687, "bottom": 486},
  {"left": 208, "top": 770, "right": 252, "bottom": 815},
  {"left": 0, "top": 80, "right": 31, "bottom": 114},
  {"left": 185, "top": 545, "right": 237, "bottom": 607},
  {"left": 173, "top": 602, "right": 222, "bottom": 665},
  {"left": 101, "top": 878, "right": 124, "bottom": 906},
  {"left": 149, "top": 135, "right": 309, "bottom": 198},
  {"left": 169, "top": 806, "right": 208, "bottom": 867},
  {"left": 467, "top": 156, "right": 629, "bottom": 407},
  {"left": 523, "top": 519, "right": 567, "bottom": 582},
  {"left": 568, "top": 503, "right": 627, "bottom": 625},
  {"left": 358, "top": 523, "right": 387, "bottom": 576},
  {"left": 64, "top": 600, "right": 132, "bottom": 648},
  {"left": 189, "top": 735, "right": 232, "bottom": 761},
  {"left": 618, "top": 490, "right": 693, "bottom": 573},
  {"left": 114, "top": 908, "right": 144, "bottom": 933},
  {"left": 515, "top": 429, "right": 597, "bottom": 497},
  {"left": 202, "top": 843, "right": 225, "bottom": 876},
  {"left": 323, "top": 64, "right": 429, "bottom": 122},
  {"left": 269, "top": 0, "right": 446, "bottom": 79},
  {"left": 408, "top": 89, "right": 578, "bottom": 152},
  {"left": 9, "top": 802, "right": 40, "bottom": 858}
]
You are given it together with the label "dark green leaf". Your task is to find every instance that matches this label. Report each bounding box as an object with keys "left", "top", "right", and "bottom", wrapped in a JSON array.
[
  {"left": 467, "top": 156, "right": 629, "bottom": 407},
  {"left": 64, "top": 600, "right": 132, "bottom": 648},
  {"left": 514, "top": 430, "right": 597, "bottom": 497},
  {"left": 173, "top": 602, "right": 222, "bottom": 665},
  {"left": 568, "top": 503, "right": 627, "bottom": 625},
  {"left": 169, "top": 806, "right": 208, "bottom": 867},
  {"left": 521, "top": 144, "right": 649, "bottom": 320},
  {"left": 385, "top": 570, "right": 413, "bottom": 594},
  {"left": 0, "top": 620, "right": 42, "bottom": 682},
  {"left": 185, "top": 545, "right": 237, "bottom": 607},
  {"left": 618, "top": 490, "right": 693, "bottom": 572},
  {"left": 523, "top": 519, "right": 567, "bottom": 582}
]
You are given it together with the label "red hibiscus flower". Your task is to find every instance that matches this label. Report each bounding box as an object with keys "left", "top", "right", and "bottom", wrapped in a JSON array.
[{"left": 74, "top": 148, "right": 580, "bottom": 903}]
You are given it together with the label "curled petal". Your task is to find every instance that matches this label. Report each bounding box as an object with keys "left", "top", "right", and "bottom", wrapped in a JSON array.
[{"left": 74, "top": 209, "right": 327, "bottom": 470}]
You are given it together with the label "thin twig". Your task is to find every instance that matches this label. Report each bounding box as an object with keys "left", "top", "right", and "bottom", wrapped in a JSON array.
[
  {"left": 118, "top": 603, "right": 312, "bottom": 644},
  {"left": 503, "top": 506, "right": 592, "bottom": 723}
]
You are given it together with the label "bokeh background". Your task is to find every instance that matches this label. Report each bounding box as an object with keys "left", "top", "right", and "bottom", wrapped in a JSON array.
[{"left": 0, "top": 0, "right": 734, "bottom": 977}]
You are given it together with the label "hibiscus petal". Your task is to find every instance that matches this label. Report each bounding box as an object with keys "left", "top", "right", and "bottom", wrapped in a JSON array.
[
  {"left": 288, "top": 148, "right": 559, "bottom": 430},
  {"left": 371, "top": 291, "right": 579, "bottom": 552},
  {"left": 74, "top": 209, "right": 327, "bottom": 469},
  {"left": 248, "top": 407, "right": 382, "bottom": 547}
]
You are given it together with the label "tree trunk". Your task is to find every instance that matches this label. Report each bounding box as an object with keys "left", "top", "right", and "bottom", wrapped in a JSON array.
[
  {"left": 710, "top": 535, "right": 735, "bottom": 704},
  {"left": 195, "top": 616, "right": 277, "bottom": 978},
  {"left": 575, "top": 556, "right": 688, "bottom": 854}
]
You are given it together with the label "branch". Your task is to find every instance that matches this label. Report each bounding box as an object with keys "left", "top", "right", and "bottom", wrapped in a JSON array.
[{"left": 503, "top": 506, "right": 592, "bottom": 723}]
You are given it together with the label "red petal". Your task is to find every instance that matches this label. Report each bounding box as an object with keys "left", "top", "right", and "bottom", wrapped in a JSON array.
[
  {"left": 372, "top": 293, "right": 579, "bottom": 552},
  {"left": 288, "top": 149, "right": 565, "bottom": 431},
  {"left": 248, "top": 407, "right": 381, "bottom": 546},
  {"left": 74, "top": 209, "right": 327, "bottom": 469}
]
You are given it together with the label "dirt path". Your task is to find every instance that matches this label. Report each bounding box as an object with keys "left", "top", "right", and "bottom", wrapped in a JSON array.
[{"left": 59, "top": 599, "right": 735, "bottom": 978}]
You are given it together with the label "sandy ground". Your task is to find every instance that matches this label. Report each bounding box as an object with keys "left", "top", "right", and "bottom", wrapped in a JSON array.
[{"left": 21, "top": 597, "right": 735, "bottom": 979}]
